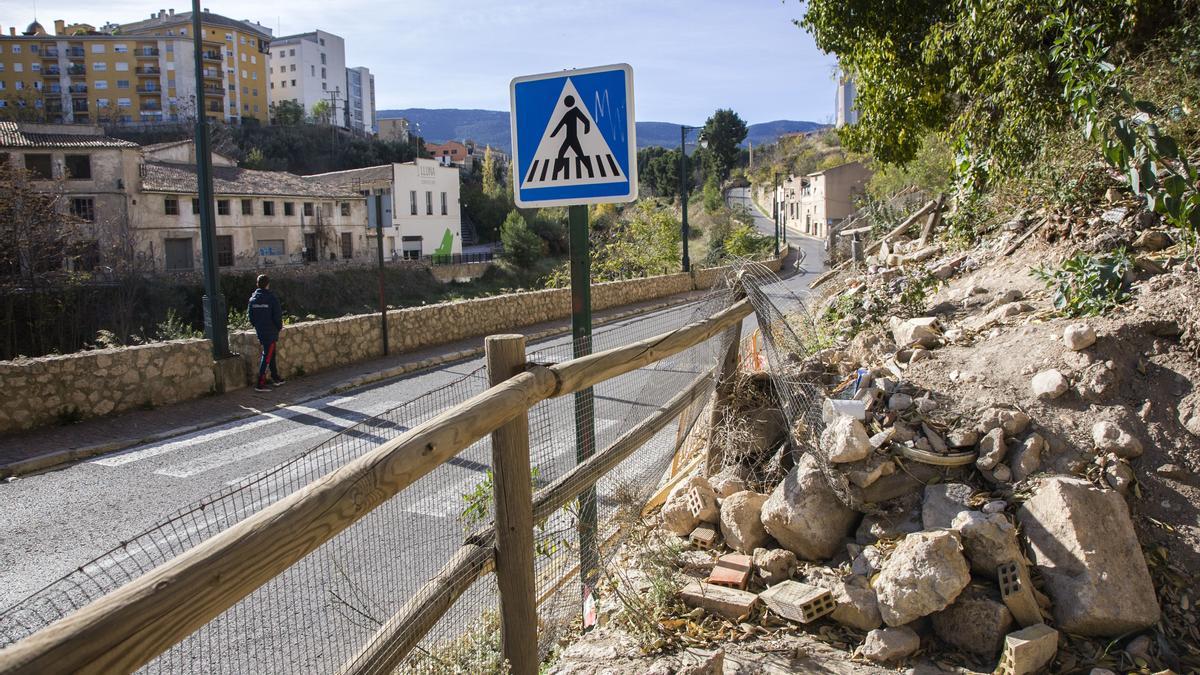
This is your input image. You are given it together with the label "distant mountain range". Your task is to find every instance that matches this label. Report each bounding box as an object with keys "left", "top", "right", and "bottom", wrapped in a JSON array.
[{"left": 377, "top": 108, "right": 825, "bottom": 152}]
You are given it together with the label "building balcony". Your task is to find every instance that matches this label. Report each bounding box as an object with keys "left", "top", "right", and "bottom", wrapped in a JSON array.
[
  {"left": 202, "top": 70, "right": 221, "bottom": 80},
  {"left": 201, "top": 51, "right": 222, "bottom": 61},
  {"left": 135, "top": 66, "right": 161, "bottom": 75},
  {"left": 71, "top": 103, "right": 89, "bottom": 113},
  {"left": 41, "top": 48, "right": 59, "bottom": 59},
  {"left": 136, "top": 84, "right": 161, "bottom": 93},
  {"left": 68, "top": 85, "right": 88, "bottom": 95},
  {"left": 135, "top": 48, "right": 160, "bottom": 58},
  {"left": 141, "top": 102, "right": 162, "bottom": 111},
  {"left": 202, "top": 86, "right": 224, "bottom": 97},
  {"left": 45, "top": 104, "right": 63, "bottom": 114},
  {"left": 67, "top": 65, "right": 85, "bottom": 76},
  {"left": 207, "top": 103, "right": 222, "bottom": 113},
  {"left": 65, "top": 47, "right": 85, "bottom": 57},
  {"left": 43, "top": 66, "right": 60, "bottom": 76}
]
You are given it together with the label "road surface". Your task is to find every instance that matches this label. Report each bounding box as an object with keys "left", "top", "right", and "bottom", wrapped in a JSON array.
[{"left": 0, "top": 251, "right": 828, "bottom": 671}]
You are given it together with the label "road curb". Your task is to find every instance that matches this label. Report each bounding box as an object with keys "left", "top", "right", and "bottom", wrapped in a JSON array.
[{"left": 0, "top": 293, "right": 703, "bottom": 480}]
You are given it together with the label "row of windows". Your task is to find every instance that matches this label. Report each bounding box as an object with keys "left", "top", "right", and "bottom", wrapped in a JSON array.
[
  {"left": 407, "top": 191, "right": 449, "bottom": 216},
  {"left": 163, "top": 197, "right": 351, "bottom": 218},
  {"left": 21, "top": 153, "right": 92, "bottom": 180}
]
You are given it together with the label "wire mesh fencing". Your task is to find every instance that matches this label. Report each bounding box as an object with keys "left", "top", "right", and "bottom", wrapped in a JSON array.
[{"left": 0, "top": 268, "right": 752, "bottom": 674}]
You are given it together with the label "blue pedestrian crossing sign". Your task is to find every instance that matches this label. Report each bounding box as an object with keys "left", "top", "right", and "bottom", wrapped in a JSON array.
[{"left": 510, "top": 63, "right": 637, "bottom": 208}]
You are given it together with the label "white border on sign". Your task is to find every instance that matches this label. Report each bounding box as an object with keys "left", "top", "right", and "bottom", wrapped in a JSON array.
[{"left": 509, "top": 63, "right": 638, "bottom": 208}]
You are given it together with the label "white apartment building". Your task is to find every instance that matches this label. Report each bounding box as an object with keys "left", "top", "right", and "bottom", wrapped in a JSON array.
[
  {"left": 308, "top": 158, "right": 462, "bottom": 260},
  {"left": 346, "top": 66, "right": 375, "bottom": 134},
  {"left": 835, "top": 67, "right": 859, "bottom": 128},
  {"left": 268, "top": 29, "right": 346, "bottom": 124}
]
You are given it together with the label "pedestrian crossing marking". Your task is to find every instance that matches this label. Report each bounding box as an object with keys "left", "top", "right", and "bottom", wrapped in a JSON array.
[{"left": 522, "top": 78, "right": 625, "bottom": 189}]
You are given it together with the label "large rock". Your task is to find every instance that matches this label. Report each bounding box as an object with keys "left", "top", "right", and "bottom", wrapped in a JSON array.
[
  {"left": 1091, "top": 420, "right": 1143, "bottom": 458},
  {"left": 1031, "top": 369, "right": 1070, "bottom": 399},
  {"left": 874, "top": 530, "right": 972, "bottom": 626},
  {"left": 1064, "top": 323, "right": 1097, "bottom": 350},
  {"left": 860, "top": 626, "right": 920, "bottom": 663},
  {"left": 806, "top": 568, "right": 882, "bottom": 631},
  {"left": 822, "top": 414, "right": 872, "bottom": 463},
  {"left": 760, "top": 454, "right": 859, "bottom": 561},
  {"left": 752, "top": 548, "right": 796, "bottom": 586},
  {"left": 719, "top": 490, "right": 770, "bottom": 553},
  {"left": 892, "top": 317, "right": 940, "bottom": 348},
  {"left": 932, "top": 584, "right": 1014, "bottom": 658},
  {"left": 856, "top": 494, "right": 922, "bottom": 544},
  {"left": 1017, "top": 477, "right": 1160, "bottom": 635},
  {"left": 709, "top": 464, "right": 749, "bottom": 498},
  {"left": 1011, "top": 433, "right": 1044, "bottom": 481},
  {"left": 976, "top": 427, "right": 1008, "bottom": 471},
  {"left": 922, "top": 483, "right": 975, "bottom": 530},
  {"left": 952, "top": 510, "right": 1023, "bottom": 576}
]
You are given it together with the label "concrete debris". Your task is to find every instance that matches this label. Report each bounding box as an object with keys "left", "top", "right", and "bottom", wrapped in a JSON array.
[
  {"left": 708, "top": 464, "right": 749, "bottom": 498},
  {"left": 663, "top": 475, "right": 714, "bottom": 536},
  {"left": 1156, "top": 463, "right": 1187, "bottom": 480},
  {"left": 998, "top": 560, "right": 1046, "bottom": 627},
  {"left": 859, "top": 626, "right": 920, "bottom": 664},
  {"left": 1063, "top": 323, "right": 1097, "bottom": 351},
  {"left": 708, "top": 553, "right": 753, "bottom": 590},
  {"left": 1017, "top": 476, "right": 1160, "bottom": 635},
  {"left": 1091, "top": 420, "right": 1144, "bottom": 458},
  {"left": 822, "top": 414, "right": 872, "bottom": 463},
  {"left": 806, "top": 568, "right": 883, "bottom": 631},
  {"left": 679, "top": 581, "right": 760, "bottom": 621},
  {"left": 952, "top": 511, "right": 1023, "bottom": 577},
  {"left": 976, "top": 427, "right": 1008, "bottom": 471},
  {"left": 874, "top": 530, "right": 972, "bottom": 626},
  {"left": 996, "top": 623, "right": 1059, "bottom": 675},
  {"left": 931, "top": 584, "right": 1015, "bottom": 658},
  {"left": 751, "top": 547, "right": 796, "bottom": 586},
  {"left": 1011, "top": 433, "right": 1044, "bottom": 481},
  {"left": 888, "top": 393, "right": 914, "bottom": 411},
  {"left": 758, "top": 580, "right": 836, "bottom": 623},
  {"left": 1031, "top": 369, "right": 1070, "bottom": 399},
  {"left": 891, "top": 317, "right": 940, "bottom": 348},
  {"left": 687, "top": 483, "right": 721, "bottom": 524},
  {"left": 922, "top": 483, "right": 976, "bottom": 530},
  {"left": 689, "top": 525, "right": 719, "bottom": 550},
  {"left": 718, "top": 490, "right": 770, "bottom": 554},
  {"left": 760, "top": 454, "right": 859, "bottom": 561}
]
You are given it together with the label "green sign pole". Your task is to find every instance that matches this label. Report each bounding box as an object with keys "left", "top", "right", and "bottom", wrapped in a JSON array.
[{"left": 568, "top": 203, "right": 599, "bottom": 605}]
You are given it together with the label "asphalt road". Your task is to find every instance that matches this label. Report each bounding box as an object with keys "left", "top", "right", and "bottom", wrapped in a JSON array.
[{"left": 0, "top": 244, "right": 828, "bottom": 672}]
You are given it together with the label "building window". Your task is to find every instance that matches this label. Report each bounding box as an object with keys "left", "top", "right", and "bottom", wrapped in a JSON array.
[
  {"left": 340, "top": 232, "right": 352, "bottom": 259},
  {"left": 241, "top": 199, "right": 253, "bottom": 215},
  {"left": 401, "top": 235, "right": 422, "bottom": 259},
  {"left": 114, "top": 44, "right": 128, "bottom": 53},
  {"left": 93, "top": 62, "right": 107, "bottom": 72},
  {"left": 192, "top": 198, "right": 201, "bottom": 214},
  {"left": 298, "top": 202, "right": 312, "bottom": 217},
  {"left": 283, "top": 202, "right": 295, "bottom": 216},
  {"left": 409, "top": 190, "right": 417, "bottom": 215},
  {"left": 216, "top": 235, "right": 234, "bottom": 267},
  {"left": 289, "top": 48, "right": 295, "bottom": 57},
  {"left": 116, "top": 80, "right": 129, "bottom": 89},
  {"left": 24, "top": 154, "right": 52, "bottom": 179},
  {"left": 340, "top": 202, "right": 350, "bottom": 216},
  {"left": 64, "top": 155, "right": 92, "bottom": 180},
  {"left": 217, "top": 199, "right": 230, "bottom": 215},
  {"left": 94, "top": 80, "right": 108, "bottom": 90},
  {"left": 164, "top": 238, "right": 194, "bottom": 270},
  {"left": 321, "top": 67, "right": 326, "bottom": 79},
  {"left": 440, "top": 192, "right": 447, "bottom": 215},
  {"left": 164, "top": 197, "right": 179, "bottom": 215},
  {"left": 320, "top": 53, "right": 326, "bottom": 65},
  {"left": 263, "top": 201, "right": 275, "bottom": 216},
  {"left": 290, "top": 64, "right": 295, "bottom": 72},
  {"left": 70, "top": 198, "right": 95, "bottom": 222},
  {"left": 425, "top": 191, "right": 433, "bottom": 215}
]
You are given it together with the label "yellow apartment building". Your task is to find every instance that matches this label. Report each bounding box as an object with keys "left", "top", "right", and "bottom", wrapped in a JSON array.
[{"left": 0, "top": 10, "right": 271, "bottom": 126}]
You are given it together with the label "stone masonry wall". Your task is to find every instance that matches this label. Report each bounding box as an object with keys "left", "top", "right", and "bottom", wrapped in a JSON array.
[{"left": 0, "top": 254, "right": 784, "bottom": 434}]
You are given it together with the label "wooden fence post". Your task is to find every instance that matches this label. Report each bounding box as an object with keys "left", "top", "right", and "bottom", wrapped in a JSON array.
[{"left": 485, "top": 334, "right": 539, "bottom": 675}]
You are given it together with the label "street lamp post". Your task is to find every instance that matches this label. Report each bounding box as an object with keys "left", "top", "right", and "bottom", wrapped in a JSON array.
[
  {"left": 679, "top": 125, "right": 704, "bottom": 273},
  {"left": 772, "top": 171, "right": 780, "bottom": 256}
]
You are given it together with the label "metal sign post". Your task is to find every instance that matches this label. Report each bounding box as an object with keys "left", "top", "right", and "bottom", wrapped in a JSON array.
[{"left": 510, "top": 63, "right": 637, "bottom": 623}]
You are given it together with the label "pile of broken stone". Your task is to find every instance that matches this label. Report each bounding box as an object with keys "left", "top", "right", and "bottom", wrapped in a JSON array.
[{"left": 655, "top": 321, "right": 1162, "bottom": 674}]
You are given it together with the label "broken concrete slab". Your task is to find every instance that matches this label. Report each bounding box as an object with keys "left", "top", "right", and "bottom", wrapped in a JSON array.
[
  {"left": 860, "top": 625, "right": 920, "bottom": 664},
  {"left": 996, "top": 623, "right": 1059, "bottom": 675},
  {"left": 679, "top": 581, "right": 760, "bottom": 621},
  {"left": 760, "top": 454, "right": 859, "bottom": 561},
  {"left": 1017, "top": 476, "right": 1160, "bottom": 636},
  {"left": 931, "top": 584, "right": 1014, "bottom": 658},
  {"left": 921, "top": 482, "right": 976, "bottom": 530},
  {"left": 874, "top": 530, "right": 972, "bottom": 626},
  {"left": 758, "top": 580, "right": 836, "bottom": 624},
  {"left": 719, "top": 490, "right": 771, "bottom": 553}
]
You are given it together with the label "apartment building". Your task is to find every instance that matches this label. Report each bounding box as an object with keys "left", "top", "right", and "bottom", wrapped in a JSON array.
[
  {"left": 0, "top": 10, "right": 272, "bottom": 125},
  {"left": 426, "top": 140, "right": 468, "bottom": 166},
  {"left": 308, "top": 158, "right": 462, "bottom": 260},
  {"left": 346, "top": 66, "right": 375, "bottom": 133},
  {"left": 378, "top": 117, "right": 410, "bottom": 143},
  {"left": 836, "top": 68, "right": 859, "bottom": 128},
  {"left": 267, "top": 30, "right": 345, "bottom": 124},
  {"left": 778, "top": 161, "right": 872, "bottom": 239}
]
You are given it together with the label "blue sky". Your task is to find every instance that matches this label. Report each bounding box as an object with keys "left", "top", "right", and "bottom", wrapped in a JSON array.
[{"left": 20, "top": 0, "right": 837, "bottom": 124}]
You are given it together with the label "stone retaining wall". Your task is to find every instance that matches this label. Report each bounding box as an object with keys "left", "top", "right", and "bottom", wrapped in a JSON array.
[{"left": 0, "top": 254, "right": 783, "bottom": 434}]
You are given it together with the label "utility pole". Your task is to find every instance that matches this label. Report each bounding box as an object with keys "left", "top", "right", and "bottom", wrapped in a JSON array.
[
  {"left": 568, "top": 204, "right": 598, "bottom": 614},
  {"left": 191, "top": 0, "right": 229, "bottom": 360},
  {"left": 679, "top": 125, "right": 690, "bottom": 273},
  {"left": 772, "top": 170, "right": 780, "bottom": 256},
  {"left": 326, "top": 87, "right": 342, "bottom": 161}
]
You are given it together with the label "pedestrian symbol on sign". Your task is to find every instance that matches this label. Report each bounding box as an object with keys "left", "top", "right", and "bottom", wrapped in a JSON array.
[
  {"left": 523, "top": 79, "right": 625, "bottom": 188},
  {"left": 510, "top": 63, "right": 636, "bottom": 207}
]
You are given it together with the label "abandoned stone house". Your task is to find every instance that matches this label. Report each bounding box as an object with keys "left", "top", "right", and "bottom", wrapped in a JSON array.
[{"left": 777, "top": 160, "right": 872, "bottom": 239}]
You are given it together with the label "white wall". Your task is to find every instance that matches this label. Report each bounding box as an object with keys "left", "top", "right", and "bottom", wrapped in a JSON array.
[
  {"left": 268, "top": 30, "right": 348, "bottom": 126},
  {"left": 390, "top": 159, "right": 462, "bottom": 257}
]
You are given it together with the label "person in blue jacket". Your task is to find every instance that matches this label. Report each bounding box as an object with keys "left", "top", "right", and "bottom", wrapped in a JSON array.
[{"left": 248, "top": 274, "right": 285, "bottom": 392}]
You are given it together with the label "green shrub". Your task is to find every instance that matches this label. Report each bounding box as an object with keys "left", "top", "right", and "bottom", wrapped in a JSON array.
[
  {"left": 155, "top": 308, "right": 202, "bottom": 341},
  {"left": 499, "top": 211, "right": 545, "bottom": 268},
  {"left": 722, "top": 224, "right": 772, "bottom": 258},
  {"left": 1032, "top": 249, "right": 1134, "bottom": 317}
]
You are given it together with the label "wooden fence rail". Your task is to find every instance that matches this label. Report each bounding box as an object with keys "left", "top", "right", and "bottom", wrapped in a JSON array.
[{"left": 0, "top": 298, "right": 752, "bottom": 675}]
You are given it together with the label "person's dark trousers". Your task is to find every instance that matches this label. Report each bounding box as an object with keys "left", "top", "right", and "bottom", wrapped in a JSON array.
[{"left": 258, "top": 338, "right": 280, "bottom": 386}]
